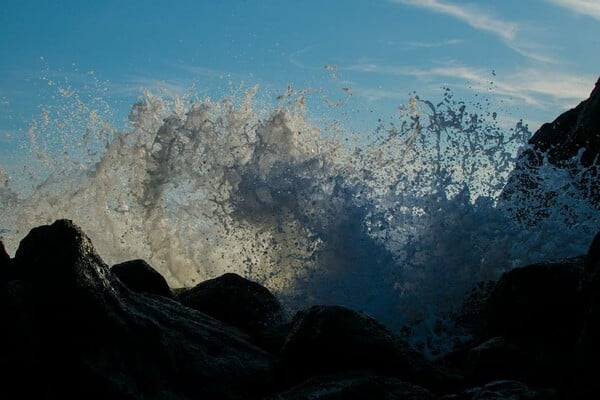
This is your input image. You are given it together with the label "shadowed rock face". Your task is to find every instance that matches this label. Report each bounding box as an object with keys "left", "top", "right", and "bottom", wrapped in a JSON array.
[
  {"left": 483, "top": 258, "right": 585, "bottom": 346},
  {"left": 176, "top": 272, "right": 289, "bottom": 352},
  {"left": 501, "top": 77, "right": 600, "bottom": 211},
  {"left": 112, "top": 259, "right": 173, "bottom": 298},
  {"left": 267, "top": 373, "right": 436, "bottom": 400},
  {"left": 279, "top": 305, "right": 461, "bottom": 393},
  {"left": 442, "top": 380, "right": 553, "bottom": 400},
  {"left": 0, "top": 239, "right": 9, "bottom": 265},
  {"left": 3, "top": 219, "right": 600, "bottom": 399},
  {"left": 529, "top": 78, "right": 600, "bottom": 167},
  {"left": 2, "top": 219, "right": 275, "bottom": 399},
  {"left": 0, "top": 239, "right": 17, "bottom": 280}
]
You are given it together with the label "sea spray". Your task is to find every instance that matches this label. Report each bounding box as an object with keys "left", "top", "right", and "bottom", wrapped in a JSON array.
[{"left": 1, "top": 84, "right": 599, "bottom": 356}]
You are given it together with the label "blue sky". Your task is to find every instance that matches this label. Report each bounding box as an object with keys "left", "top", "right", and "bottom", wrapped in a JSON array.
[{"left": 1, "top": 0, "right": 599, "bottom": 161}]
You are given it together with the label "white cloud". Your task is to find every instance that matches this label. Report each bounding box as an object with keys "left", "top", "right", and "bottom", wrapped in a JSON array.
[
  {"left": 548, "top": 0, "right": 600, "bottom": 20},
  {"left": 391, "top": 0, "right": 518, "bottom": 41},
  {"left": 346, "top": 62, "right": 595, "bottom": 108},
  {"left": 405, "top": 38, "right": 464, "bottom": 48},
  {"left": 391, "top": 0, "right": 562, "bottom": 64}
]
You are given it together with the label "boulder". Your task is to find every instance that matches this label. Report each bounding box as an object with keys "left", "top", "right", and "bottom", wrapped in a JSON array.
[
  {"left": 483, "top": 257, "right": 585, "bottom": 345},
  {"left": 267, "top": 372, "right": 435, "bottom": 400},
  {"left": 5, "top": 219, "right": 275, "bottom": 399},
  {"left": 177, "top": 272, "right": 288, "bottom": 352},
  {"left": 111, "top": 259, "right": 173, "bottom": 298},
  {"left": 473, "top": 254, "right": 594, "bottom": 393},
  {"left": 280, "top": 305, "right": 460, "bottom": 393}
]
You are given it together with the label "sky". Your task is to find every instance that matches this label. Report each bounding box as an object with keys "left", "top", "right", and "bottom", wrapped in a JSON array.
[{"left": 0, "top": 0, "right": 599, "bottom": 163}]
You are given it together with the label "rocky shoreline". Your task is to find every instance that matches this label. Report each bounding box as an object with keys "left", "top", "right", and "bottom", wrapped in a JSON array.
[{"left": 1, "top": 219, "right": 599, "bottom": 399}]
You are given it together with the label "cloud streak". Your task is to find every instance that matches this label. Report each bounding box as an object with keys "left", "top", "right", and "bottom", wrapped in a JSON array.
[
  {"left": 548, "top": 0, "right": 600, "bottom": 20},
  {"left": 391, "top": 0, "right": 561, "bottom": 64},
  {"left": 346, "top": 62, "right": 595, "bottom": 108},
  {"left": 405, "top": 38, "right": 464, "bottom": 48},
  {"left": 391, "top": 0, "right": 518, "bottom": 41}
]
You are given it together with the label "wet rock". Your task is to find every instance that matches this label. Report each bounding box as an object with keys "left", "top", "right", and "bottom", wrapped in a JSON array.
[
  {"left": 479, "top": 258, "right": 585, "bottom": 391},
  {"left": 268, "top": 372, "right": 435, "bottom": 400},
  {"left": 177, "top": 272, "right": 288, "bottom": 352},
  {"left": 528, "top": 77, "right": 600, "bottom": 167},
  {"left": 5, "top": 219, "right": 275, "bottom": 399},
  {"left": 501, "top": 77, "right": 600, "bottom": 212},
  {"left": 443, "top": 380, "right": 555, "bottom": 400},
  {"left": 280, "top": 305, "right": 460, "bottom": 393},
  {"left": 112, "top": 259, "right": 173, "bottom": 298},
  {"left": 483, "top": 257, "right": 585, "bottom": 346}
]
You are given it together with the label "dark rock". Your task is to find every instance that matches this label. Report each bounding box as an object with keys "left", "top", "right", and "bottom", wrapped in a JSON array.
[
  {"left": 0, "top": 280, "right": 42, "bottom": 398},
  {"left": 5, "top": 219, "right": 275, "bottom": 399},
  {"left": 280, "top": 305, "right": 460, "bottom": 393},
  {"left": 177, "top": 272, "right": 288, "bottom": 352},
  {"left": 112, "top": 259, "right": 173, "bottom": 298},
  {"left": 584, "top": 230, "right": 600, "bottom": 275},
  {"left": 578, "top": 230, "right": 600, "bottom": 397},
  {"left": 483, "top": 257, "right": 585, "bottom": 346},
  {"left": 267, "top": 372, "right": 435, "bottom": 400},
  {"left": 529, "top": 78, "right": 600, "bottom": 167},
  {"left": 0, "top": 239, "right": 16, "bottom": 280},
  {"left": 463, "top": 337, "right": 530, "bottom": 385},
  {"left": 0, "top": 239, "right": 9, "bottom": 265},
  {"left": 501, "top": 77, "right": 600, "bottom": 212},
  {"left": 474, "top": 257, "right": 588, "bottom": 393},
  {"left": 443, "top": 380, "right": 555, "bottom": 400}
]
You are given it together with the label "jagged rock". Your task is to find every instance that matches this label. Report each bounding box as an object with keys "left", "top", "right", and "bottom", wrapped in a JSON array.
[
  {"left": 112, "top": 259, "right": 173, "bottom": 298},
  {"left": 177, "top": 272, "right": 288, "bottom": 352},
  {"left": 501, "top": 77, "right": 600, "bottom": 212},
  {"left": 443, "top": 380, "right": 555, "bottom": 400},
  {"left": 529, "top": 78, "right": 600, "bottom": 167},
  {"left": 267, "top": 372, "right": 436, "bottom": 400},
  {"left": 4, "top": 219, "right": 275, "bottom": 399},
  {"left": 280, "top": 305, "right": 460, "bottom": 393}
]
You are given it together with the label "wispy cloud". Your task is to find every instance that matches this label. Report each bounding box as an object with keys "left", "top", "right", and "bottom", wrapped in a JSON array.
[
  {"left": 346, "top": 62, "right": 595, "bottom": 108},
  {"left": 548, "top": 0, "right": 600, "bottom": 20},
  {"left": 405, "top": 38, "right": 464, "bottom": 48},
  {"left": 391, "top": 0, "right": 560, "bottom": 64},
  {"left": 390, "top": 0, "right": 518, "bottom": 41}
]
